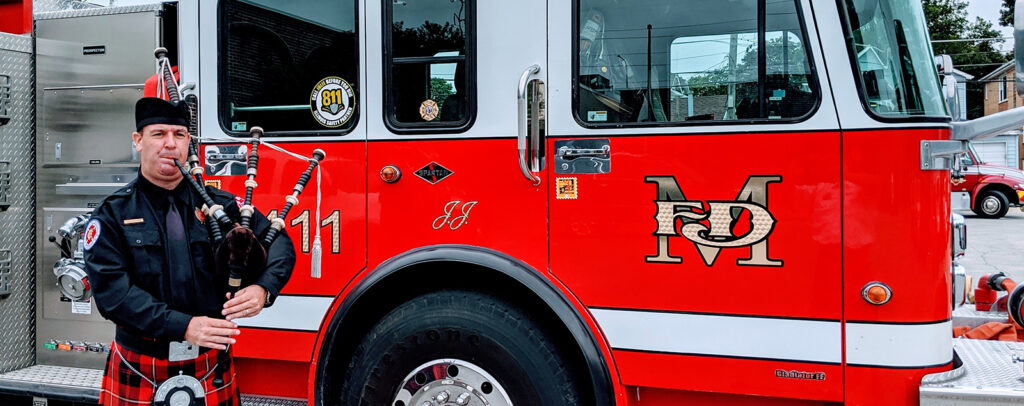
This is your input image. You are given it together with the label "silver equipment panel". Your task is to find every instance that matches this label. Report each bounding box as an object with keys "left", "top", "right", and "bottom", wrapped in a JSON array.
[{"left": 35, "top": 5, "right": 173, "bottom": 369}]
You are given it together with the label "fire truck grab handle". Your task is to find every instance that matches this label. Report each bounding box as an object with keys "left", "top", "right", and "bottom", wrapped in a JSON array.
[{"left": 517, "top": 65, "right": 542, "bottom": 186}]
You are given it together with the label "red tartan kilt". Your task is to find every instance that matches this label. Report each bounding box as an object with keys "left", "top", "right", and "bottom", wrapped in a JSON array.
[{"left": 100, "top": 341, "right": 238, "bottom": 406}]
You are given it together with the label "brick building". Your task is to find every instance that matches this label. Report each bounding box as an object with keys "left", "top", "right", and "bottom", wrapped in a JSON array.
[{"left": 978, "top": 61, "right": 1023, "bottom": 169}]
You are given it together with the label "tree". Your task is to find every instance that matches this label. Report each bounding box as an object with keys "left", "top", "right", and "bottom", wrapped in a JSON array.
[
  {"left": 1001, "top": 0, "right": 1013, "bottom": 27},
  {"left": 429, "top": 78, "right": 455, "bottom": 117},
  {"left": 925, "top": 0, "right": 1006, "bottom": 78},
  {"left": 685, "top": 35, "right": 809, "bottom": 97},
  {"left": 923, "top": 0, "right": 1009, "bottom": 118}
]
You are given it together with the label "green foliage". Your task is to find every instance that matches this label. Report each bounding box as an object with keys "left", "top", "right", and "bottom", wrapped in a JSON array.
[
  {"left": 687, "top": 69, "right": 731, "bottom": 97},
  {"left": 391, "top": 21, "right": 465, "bottom": 57},
  {"left": 923, "top": 0, "right": 1009, "bottom": 118},
  {"left": 684, "top": 35, "right": 808, "bottom": 97},
  {"left": 924, "top": 0, "right": 1006, "bottom": 80},
  {"left": 1001, "top": 0, "right": 1013, "bottom": 27},
  {"left": 429, "top": 77, "right": 455, "bottom": 117}
]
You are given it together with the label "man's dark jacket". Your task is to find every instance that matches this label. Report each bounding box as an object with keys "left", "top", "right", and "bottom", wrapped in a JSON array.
[{"left": 84, "top": 173, "right": 294, "bottom": 355}]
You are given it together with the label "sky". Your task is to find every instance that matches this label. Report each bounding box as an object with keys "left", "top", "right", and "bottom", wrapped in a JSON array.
[{"left": 967, "top": 1, "right": 1013, "bottom": 52}]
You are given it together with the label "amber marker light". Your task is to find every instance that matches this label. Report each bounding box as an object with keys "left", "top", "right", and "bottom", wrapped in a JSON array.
[
  {"left": 380, "top": 165, "right": 401, "bottom": 183},
  {"left": 861, "top": 282, "right": 892, "bottom": 305}
]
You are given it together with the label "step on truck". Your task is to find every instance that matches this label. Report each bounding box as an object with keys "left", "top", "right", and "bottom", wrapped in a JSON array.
[{"left": 2, "top": 0, "right": 1024, "bottom": 405}]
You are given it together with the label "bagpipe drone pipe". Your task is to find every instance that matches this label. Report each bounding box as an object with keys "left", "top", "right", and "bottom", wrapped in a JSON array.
[
  {"left": 153, "top": 47, "right": 324, "bottom": 297},
  {"left": 154, "top": 48, "right": 324, "bottom": 385}
]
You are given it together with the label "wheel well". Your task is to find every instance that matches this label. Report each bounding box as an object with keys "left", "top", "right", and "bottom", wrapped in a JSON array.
[
  {"left": 979, "top": 184, "right": 1019, "bottom": 205},
  {"left": 316, "top": 257, "right": 608, "bottom": 406}
]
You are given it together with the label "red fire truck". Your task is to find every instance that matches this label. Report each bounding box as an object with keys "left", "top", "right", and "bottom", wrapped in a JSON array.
[
  {"left": 952, "top": 143, "right": 1024, "bottom": 218},
  {"left": 4, "top": 0, "right": 1024, "bottom": 405}
]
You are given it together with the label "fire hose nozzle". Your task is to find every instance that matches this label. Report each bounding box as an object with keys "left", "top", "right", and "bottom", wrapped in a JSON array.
[{"left": 989, "top": 272, "right": 1010, "bottom": 291}]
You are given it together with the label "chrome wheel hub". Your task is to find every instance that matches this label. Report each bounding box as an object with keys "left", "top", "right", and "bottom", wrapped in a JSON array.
[
  {"left": 392, "top": 359, "right": 512, "bottom": 406},
  {"left": 982, "top": 196, "right": 1001, "bottom": 214}
]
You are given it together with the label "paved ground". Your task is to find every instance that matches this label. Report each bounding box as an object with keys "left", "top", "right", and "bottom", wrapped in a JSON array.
[{"left": 955, "top": 208, "right": 1024, "bottom": 282}]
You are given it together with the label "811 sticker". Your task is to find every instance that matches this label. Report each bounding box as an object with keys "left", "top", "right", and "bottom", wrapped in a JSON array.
[
  {"left": 310, "top": 76, "right": 355, "bottom": 128},
  {"left": 83, "top": 219, "right": 101, "bottom": 250}
]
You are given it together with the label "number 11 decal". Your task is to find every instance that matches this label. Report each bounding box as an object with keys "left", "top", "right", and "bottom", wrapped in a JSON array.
[
  {"left": 267, "top": 209, "right": 341, "bottom": 254},
  {"left": 290, "top": 210, "right": 311, "bottom": 253},
  {"left": 320, "top": 210, "right": 341, "bottom": 254}
]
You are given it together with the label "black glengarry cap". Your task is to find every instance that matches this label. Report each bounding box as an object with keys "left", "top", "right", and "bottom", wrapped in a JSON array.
[{"left": 135, "top": 97, "right": 189, "bottom": 132}]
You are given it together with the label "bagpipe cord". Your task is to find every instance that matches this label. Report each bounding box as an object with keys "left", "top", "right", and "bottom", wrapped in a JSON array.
[
  {"left": 191, "top": 134, "right": 325, "bottom": 279},
  {"left": 160, "top": 54, "right": 325, "bottom": 279}
]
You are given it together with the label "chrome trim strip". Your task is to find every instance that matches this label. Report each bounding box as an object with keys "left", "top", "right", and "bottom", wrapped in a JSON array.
[
  {"left": 591, "top": 308, "right": 842, "bottom": 364},
  {"left": 233, "top": 295, "right": 333, "bottom": 331}
]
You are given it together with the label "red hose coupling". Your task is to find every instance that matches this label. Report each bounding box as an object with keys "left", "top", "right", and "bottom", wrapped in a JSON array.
[{"left": 976, "top": 274, "right": 998, "bottom": 311}]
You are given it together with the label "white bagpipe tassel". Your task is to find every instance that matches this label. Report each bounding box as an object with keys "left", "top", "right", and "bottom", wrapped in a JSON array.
[
  {"left": 310, "top": 165, "right": 323, "bottom": 278},
  {"left": 310, "top": 235, "right": 322, "bottom": 279}
]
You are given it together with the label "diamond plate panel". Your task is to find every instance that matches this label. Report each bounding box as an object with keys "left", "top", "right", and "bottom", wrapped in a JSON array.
[
  {"left": 953, "top": 304, "right": 1010, "bottom": 329},
  {"left": 0, "top": 365, "right": 102, "bottom": 388},
  {"left": 239, "top": 395, "right": 307, "bottom": 406},
  {"left": 921, "top": 339, "right": 1024, "bottom": 404},
  {"left": 34, "top": 3, "right": 164, "bottom": 20},
  {"left": 0, "top": 364, "right": 100, "bottom": 403},
  {"left": 0, "top": 366, "right": 305, "bottom": 405},
  {"left": 0, "top": 37, "right": 37, "bottom": 374},
  {"left": 0, "top": 33, "right": 31, "bottom": 55},
  {"left": 32, "top": 0, "right": 102, "bottom": 16}
]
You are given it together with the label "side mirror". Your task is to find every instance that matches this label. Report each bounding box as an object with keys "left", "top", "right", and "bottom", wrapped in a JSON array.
[
  {"left": 936, "top": 55, "right": 961, "bottom": 120},
  {"left": 1016, "top": 0, "right": 1024, "bottom": 97},
  {"left": 943, "top": 75, "right": 962, "bottom": 121},
  {"left": 935, "top": 54, "right": 953, "bottom": 75}
]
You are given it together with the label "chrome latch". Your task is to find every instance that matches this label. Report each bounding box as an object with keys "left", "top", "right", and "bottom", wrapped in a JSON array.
[
  {"left": 0, "top": 162, "right": 9, "bottom": 211},
  {"left": 558, "top": 145, "right": 609, "bottom": 159},
  {"left": 555, "top": 139, "right": 611, "bottom": 174},
  {"left": 0, "top": 250, "right": 10, "bottom": 298},
  {"left": 0, "top": 75, "right": 10, "bottom": 126}
]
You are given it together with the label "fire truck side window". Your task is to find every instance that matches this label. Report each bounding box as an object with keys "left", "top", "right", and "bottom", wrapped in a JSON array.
[
  {"left": 220, "top": 0, "right": 359, "bottom": 135},
  {"left": 840, "top": 0, "right": 946, "bottom": 118},
  {"left": 575, "top": 0, "right": 818, "bottom": 125},
  {"left": 384, "top": 0, "right": 475, "bottom": 132}
]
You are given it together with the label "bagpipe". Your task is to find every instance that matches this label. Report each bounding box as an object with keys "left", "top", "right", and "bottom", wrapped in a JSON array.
[
  {"left": 151, "top": 47, "right": 323, "bottom": 391},
  {"left": 153, "top": 47, "right": 324, "bottom": 295}
]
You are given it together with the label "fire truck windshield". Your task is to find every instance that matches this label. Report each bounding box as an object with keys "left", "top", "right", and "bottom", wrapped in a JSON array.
[{"left": 841, "top": 0, "right": 946, "bottom": 119}]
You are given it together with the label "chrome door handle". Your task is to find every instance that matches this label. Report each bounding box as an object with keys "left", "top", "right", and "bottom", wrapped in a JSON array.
[
  {"left": 557, "top": 145, "right": 610, "bottom": 159},
  {"left": 517, "top": 65, "right": 541, "bottom": 186}
]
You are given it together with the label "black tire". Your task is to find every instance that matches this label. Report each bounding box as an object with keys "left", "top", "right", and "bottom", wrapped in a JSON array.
[
  {"left": 974, "top": 189, "right": 1010, "bottom": 218},
  {"left": 340, "top": 290, "right": 581, "bottom": 406}
]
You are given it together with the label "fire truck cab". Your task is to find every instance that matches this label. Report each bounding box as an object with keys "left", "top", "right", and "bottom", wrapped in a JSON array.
[
  {"left": 4, "top": 0, "right": 1024, "bottom": 405},
  {"left": 951, "top": 143, "right": 1024, "bottom": 218}
]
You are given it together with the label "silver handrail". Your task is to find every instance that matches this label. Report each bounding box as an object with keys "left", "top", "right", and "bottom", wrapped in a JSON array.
[
  {"left": 517, "top": 65, "right": 541, "bottom": 186},
  {"left": 230, "top": 103, "right": 308, "bottom": 115}
]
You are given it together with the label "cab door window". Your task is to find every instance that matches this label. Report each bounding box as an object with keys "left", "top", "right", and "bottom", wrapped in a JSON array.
[
  {"left": 384, "top": 0, "right": 475, "bottom": 133},
  {"left": 575, "top": 0, "right": 818, "bottom": 126},
  {"left": 840, "top": 0, "right": 946, "bottom": 119},
  {"left": 220, "top": 0, "right": 359, "bottom": 135}
]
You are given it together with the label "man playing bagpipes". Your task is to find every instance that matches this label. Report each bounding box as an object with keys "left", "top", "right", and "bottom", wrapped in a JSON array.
[{"left": 83, "top": 97, "right": 296, "bottom": 406}]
